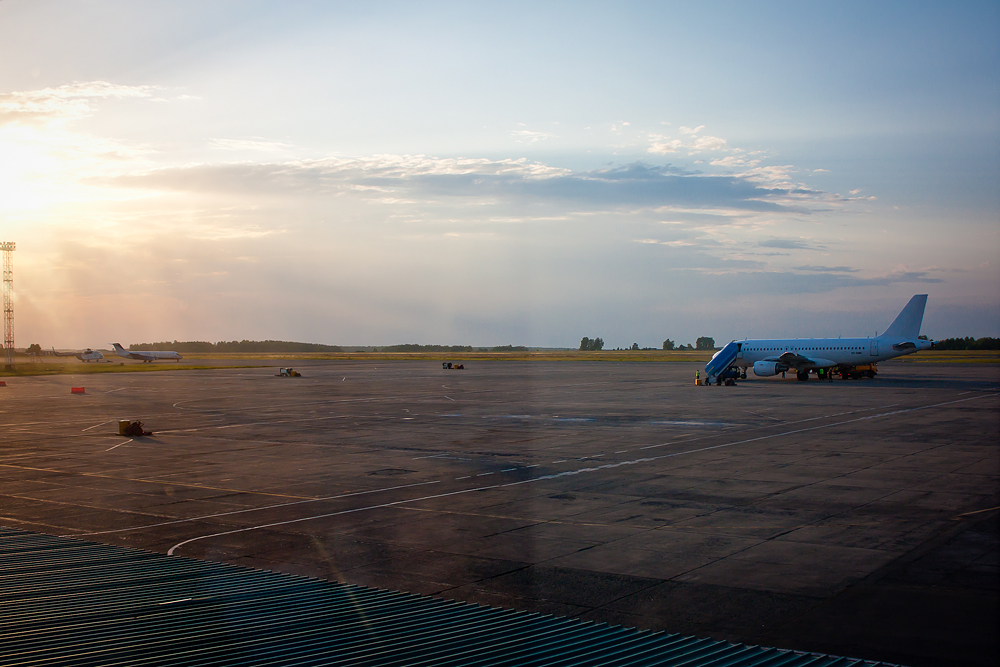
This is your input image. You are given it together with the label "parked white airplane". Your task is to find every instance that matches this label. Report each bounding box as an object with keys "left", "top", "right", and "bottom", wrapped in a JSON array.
[
  {"left": 111, "top": 343, "right": 182, "bottom": 363},
  {"left": 704, "top": 294, "right": 933, "bottom": 383}
]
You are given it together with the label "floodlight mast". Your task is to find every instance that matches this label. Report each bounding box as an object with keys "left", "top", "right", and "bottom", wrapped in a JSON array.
[{"left": 2, "top": 242, "right": 14, "bottom": 371}]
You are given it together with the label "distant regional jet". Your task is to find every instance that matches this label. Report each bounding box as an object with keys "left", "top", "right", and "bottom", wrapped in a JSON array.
[
  {"left": 704, "top": 294, "right": 933, "bottom": 384},
  {"left": 111, "top": 343, "right": 183, "bottom": 363}
]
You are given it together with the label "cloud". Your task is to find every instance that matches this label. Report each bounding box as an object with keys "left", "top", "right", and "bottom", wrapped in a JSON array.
[
  {"left": 874, "top": 269, "right": 943, "bottom": 284},
  {"left": 97, "top": 158, "right": 830, "bottom": 217},
  {"left": 676, "top": 267, "right": 943, "bottom": 297},
  {"left": 758, "top": 238, "right": 822, "bottom": 250},
  {"left": 794, "top": 265, "right": 859, "bottom": 273},
  {"left": 0, "top": 81, "right": 158, "bottom": 127},
  {"left": 647, "top": 138, "right": 684, "bottom": 154},
  {"left": 710, "top": 155, "right": 760, "bottom": 168},
  {"left": 510, "top": 129, "right": 555, "bottom": 143},
  {"left": 687, "top": 135, "right": 728, "bottom": 153},
  {"left": 647, "top": 126, "right": 731, "bottom": 156},
  {"left": 211, "top": 138, "right": 294, "bottom": 152}
]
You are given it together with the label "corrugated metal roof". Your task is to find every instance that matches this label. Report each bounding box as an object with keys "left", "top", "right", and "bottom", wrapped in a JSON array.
[{"left": 0, "top": 526, "right": 900, "bottom": 666}]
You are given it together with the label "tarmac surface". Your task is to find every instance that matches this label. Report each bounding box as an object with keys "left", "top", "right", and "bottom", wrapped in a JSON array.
[{"left": 1, "top": 360, "right": 997, "bottom": 666}]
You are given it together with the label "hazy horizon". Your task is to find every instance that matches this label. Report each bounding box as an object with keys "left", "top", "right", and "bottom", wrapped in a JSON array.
[{"left": 2, "top": 1, "right": 997, "bottom": 349}]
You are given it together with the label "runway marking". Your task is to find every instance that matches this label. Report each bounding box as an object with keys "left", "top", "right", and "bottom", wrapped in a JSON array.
[
  {"left": 502, "top": 394, "right": 994, "bottom": 488},
  {"left": 0, "top": 464, "right": 321, "bottom": 500},
  {"left": 82, "top": 420, "right": 116, "bottom": 432},
  {"left": 168, "top": 483, "right": 499, "bottom": 556},
  {"left": 443, "top": 396, "right": 456, "bottom": 402},
  {"left": 955, "top": 505, "right": 1000, "bottom": 518},
  {"left": 167, "top": 394, "right": 993, "bottom": 556},
  {"left": 105, "top": 439, "right": 133, "bottom": 452},
  {"left": 214, "top": 414, "right": 348, "bottom": 429},
  {"left": 637, "top": 404, "right": 892, "bottom": 450},
  {"left": 157, "top": 414, "right": 350, "bottom": 434},
  {"left": 69, "top": 480, "right": 440, "bottom": 537}
]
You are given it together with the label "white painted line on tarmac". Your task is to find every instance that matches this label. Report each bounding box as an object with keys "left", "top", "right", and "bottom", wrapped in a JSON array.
[
  {"left": 638, "top": 404, "right": 891, "bottom": 451},
  {"left": 955, "top": 505, "right": 1000, "bottom": 517},
  {"left": 105, "top": 439, "right": 133, "bottom": 452},
  {"left": 213, "top": 414, "right": 348, "bottom": 430},
  {"left": 163, "top": 392, "right": 996, "bottom": 558},
  {"left": 69, "top": 480, "right": 441, "bottom": 537},
  {"left": 502, "top": 394, "right": 994, "bottom": 488},
  {"left": 167, "top": 482, "right": 500, "bottom": 556},
  {"left": 82, "top": 419, "right": 116, "bottom": 432}
]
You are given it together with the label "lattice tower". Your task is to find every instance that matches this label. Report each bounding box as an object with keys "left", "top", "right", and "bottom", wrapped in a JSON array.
[{"left": 2, "top": 242, "right": 14, "bottom": 370}]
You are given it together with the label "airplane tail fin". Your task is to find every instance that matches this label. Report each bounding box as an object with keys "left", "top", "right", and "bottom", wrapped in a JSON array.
[{"left": 880, "top": 295, "right": 927, "bottom": 339}]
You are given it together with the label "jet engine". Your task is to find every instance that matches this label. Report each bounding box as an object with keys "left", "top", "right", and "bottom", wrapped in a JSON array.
[{"left": 753, "top": 361, "right": 787, "bottom": 377}]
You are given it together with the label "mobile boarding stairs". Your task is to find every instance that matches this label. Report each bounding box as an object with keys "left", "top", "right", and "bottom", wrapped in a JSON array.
[{"left": 703, "top": 341, "right": 743, "bottom": 385}]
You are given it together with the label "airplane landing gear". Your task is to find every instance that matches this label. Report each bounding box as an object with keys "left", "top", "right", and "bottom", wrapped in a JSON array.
[{"left": 796, "top": 370, "right": 809, "bottom": 381}]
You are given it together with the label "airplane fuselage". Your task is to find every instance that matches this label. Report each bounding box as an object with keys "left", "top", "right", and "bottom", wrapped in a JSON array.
[
  {"left": 111, "top": 343, "right": 182, "bottom": 363},
  {"left": 703, "top": 295, "right": 933, "bottom": 382},
  {"left": 732, "top": 336, "right": 932, "bottom": 373}
]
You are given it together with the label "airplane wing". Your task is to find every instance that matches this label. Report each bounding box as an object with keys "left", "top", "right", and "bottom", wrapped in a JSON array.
[{"left": 773, "top": 352, "right": 836, "bottom": 369}]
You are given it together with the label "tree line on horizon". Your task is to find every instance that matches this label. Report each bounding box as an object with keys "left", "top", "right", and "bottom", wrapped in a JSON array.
[
  {"left": 930, "top": 337, "right": 999, "bottom": 350},
  {"left": 580, "top": 336, "right": 717, "bottom": 351},
  {"left": 127, "top": 341, "right": 532, "bottom": 353},
  {"left": 377, "top": 344, "right": 531, "bottom": 352},
  {"left": 129, "top": 340, "right": 344, "bottom": 353},
  {"left": 47, "top": 335, "right": 1000, "bottom": 356},
  {"left": 661, "top": 337, "right": 716, "bottom": 351}
]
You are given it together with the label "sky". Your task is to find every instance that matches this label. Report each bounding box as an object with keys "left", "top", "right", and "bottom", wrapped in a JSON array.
[{"left": 0, "top": 1, "right": 997, "bottom": 349}]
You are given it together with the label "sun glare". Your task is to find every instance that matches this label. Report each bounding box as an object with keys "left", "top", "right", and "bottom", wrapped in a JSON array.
[{"left": 0, "top": 126, "right": 71, "bottom": 211}]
